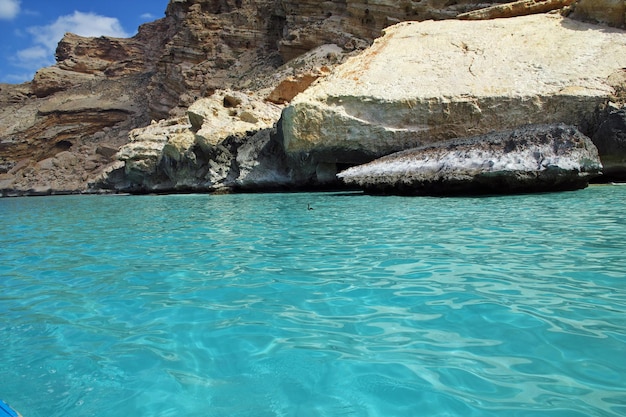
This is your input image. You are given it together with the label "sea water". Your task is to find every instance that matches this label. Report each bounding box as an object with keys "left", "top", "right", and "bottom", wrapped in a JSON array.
[{"left": 0, "top": 186, "right": 625, "bottom": 417}]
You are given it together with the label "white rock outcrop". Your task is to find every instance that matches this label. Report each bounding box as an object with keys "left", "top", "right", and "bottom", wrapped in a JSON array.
[
  {"left": 114, "top": 90, "right": 286, "bottom": 191},
  {"left": 187, "top": 90, "right": 282, "bottom": 150},
  {"left": 338, "top": 124, "right": 602, "bottom": 195},
  {"left": 281, "top": 14, "right": 626, "bottom": 166}
]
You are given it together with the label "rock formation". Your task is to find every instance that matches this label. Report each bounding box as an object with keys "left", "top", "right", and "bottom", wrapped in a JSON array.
[
  {"left": 109, "top": 89, "right": 288, "bottom": 192},
  {"left": 337, "top": 124, "right": 602, "bottom": 195},
  {"left": 457, "top": 0, "right": 576, "bottom": 20},
  {"left": 1, "top": 0, "right": 625, "bottom": 196},
  {"left": 281, "top": 13, "right": 626, "bottom": 185},
  {"left": 1, "top": 0, "right": 395, "bottom": 196}
]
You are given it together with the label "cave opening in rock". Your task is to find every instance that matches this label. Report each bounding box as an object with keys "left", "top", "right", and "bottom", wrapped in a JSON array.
[{"left": 53, "top": 140, "right": 72, "bottom": 152}]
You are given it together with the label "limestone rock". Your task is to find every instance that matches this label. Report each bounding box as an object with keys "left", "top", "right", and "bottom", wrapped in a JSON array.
[
  {"left": 338, "top": 124, "right": 602, "bottom": 195},
  {"left": 113, "top": 90, "right": 288, "bottom": 192},
  {"left": 277, "top": 0, "right": 508, "bottom": 60},
  {"left": 6, "top": 0, "right": 617, "bottom": 196},
  {"left": 117, "top": 118, "right": 191, "bottom": 187},
  {"left": 188, "top": 90, "right": 282, "bottom": 150},
  {"left": 281, "top": 14, "right": 626, "bottom": 182},
  {"left": 2, "top": 0, "right": 520, "bottom": 196}
]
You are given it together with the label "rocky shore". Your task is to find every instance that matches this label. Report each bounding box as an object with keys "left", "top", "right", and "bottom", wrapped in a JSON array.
[{"left": 1, "top": 0, "right": 625, "bottom": 196}]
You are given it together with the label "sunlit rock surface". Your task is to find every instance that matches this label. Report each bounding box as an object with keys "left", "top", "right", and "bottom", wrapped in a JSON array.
[
  {"left": 2, "top": 0, "right": 625, "bottom": 196},
  {"left": 281, "top": 14, "right": 626, "bottom": 181},
  {"left": 112, "top": 90, "right": 287, "bottom": 192},
  {"left": 338, "top": 124, "right": 602, "bottom": 195}
]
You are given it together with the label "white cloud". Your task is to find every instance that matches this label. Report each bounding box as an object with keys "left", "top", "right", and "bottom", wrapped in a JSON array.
[
  {"left": 27, "top": 11, "right": 130, "bottom": 51},
  {"left": 140, "top": 13, "right": 156, "bottom": 20},
  {"left": 7, "top": 11, "right": 130, "bottom": 82},
  {"left": 16, "top": 45, "right": 49, "bottom": 63},
  {"left": 0, "top": 0, "right": 20, "bottom": 20}
]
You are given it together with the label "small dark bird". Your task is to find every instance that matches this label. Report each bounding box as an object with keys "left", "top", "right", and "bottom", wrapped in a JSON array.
[{"left": 307, "top": 203, "right": 314, "bottom": 210}]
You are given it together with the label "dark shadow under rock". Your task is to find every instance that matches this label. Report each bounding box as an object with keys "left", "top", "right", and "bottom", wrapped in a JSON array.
[{"left": 593, "top": 108, "right": 626, "bottom": 181}]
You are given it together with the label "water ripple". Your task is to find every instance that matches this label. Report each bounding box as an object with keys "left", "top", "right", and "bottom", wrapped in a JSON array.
[{"left": 1, "top": 187, "right": 625, "bottom": 417}]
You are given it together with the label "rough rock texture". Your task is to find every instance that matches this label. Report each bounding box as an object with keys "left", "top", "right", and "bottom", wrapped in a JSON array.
[
  {"left": 338, "top": 124, "right": 602, "bottom": 195},
  {"left": 108, "top": 90, "right": 288, "bottom": 192},
  {"left": 457, "top": 0, "right": 576, "bottom": 20},
  {"left": 276, "top": 0, "right": 516, "bottom": 61},
  {"left": 7, "top": 0, "right": 446, "bottom": 196},
  {"left": 0, "top": 76, "right": 149, "bottom": 196},
  {"left": 281, "top": 13, "right": 626, "bottom": 185},
  {"left": 570, "top": 0, "right": 626, "bottom": 27},
  {"left": 0, "top": 0, "right": 623, "bottom": 196}
]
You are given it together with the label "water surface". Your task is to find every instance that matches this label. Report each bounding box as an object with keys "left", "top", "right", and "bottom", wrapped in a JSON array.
[{"left": 1, "top": 187, "right": 625, "bottom": 417}]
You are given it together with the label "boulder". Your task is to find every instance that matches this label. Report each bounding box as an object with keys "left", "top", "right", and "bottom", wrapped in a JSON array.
[
  {"left": 337, "top": 124, "right": 602, "bottom": 195},
  {"left": 114, "top": 90, "right": 289, "bottom": 192},
  {"left": 281, "top": 14, "right": 626, "bottom": 182}
]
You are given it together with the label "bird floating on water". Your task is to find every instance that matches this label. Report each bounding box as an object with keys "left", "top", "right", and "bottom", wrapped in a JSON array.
[{"left": 307, "top": 203, "right": 314, "bottom": 210}]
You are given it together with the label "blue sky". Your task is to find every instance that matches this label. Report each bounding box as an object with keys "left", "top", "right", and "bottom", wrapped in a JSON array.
[{"left": 0, "top": 0, "right": 170, "bottom": 83}]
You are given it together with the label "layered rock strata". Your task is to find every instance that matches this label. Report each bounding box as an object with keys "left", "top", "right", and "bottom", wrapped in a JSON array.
[
  {"left": 0, "top": 77, "right": 150, "bottom": 196},
  {"left": 337, "top": 124, "right": 602, "bottom": 195},
  {"left": 281, "top": 13, "right": 626, "bottom": 184},
  {"left": 8, "top": 0, "right": 457, "bottom": 196},
  {"left": 1, "top": 0, "right": 625, "bottom": 196}
]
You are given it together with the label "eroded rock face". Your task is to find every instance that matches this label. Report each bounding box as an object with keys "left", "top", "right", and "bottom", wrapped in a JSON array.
[
  {"left": 281, "top": 14, "right": 626, "bottom": 183},
  {"left": 570, "top": 0, "right": 626, "bottom": 27},
  {"left": 6, "top": 0, "right": 459, "bottom": 196},
  {"left": 111, "top": 90, "right": 287, "bottom": 192},
  {"left": 0, "top": 76, "right": 150, "bottom": 196},
  {"left": 1, "top": 0, "right": 623, "bottom": 196},
  {"left": 338, "top": 124, "right": 602, "bottom": 195},
  {"left": 457, "top": 0, "right": 576, "bottom": 20}
]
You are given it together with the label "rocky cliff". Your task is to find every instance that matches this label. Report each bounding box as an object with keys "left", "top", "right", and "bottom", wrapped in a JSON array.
[
  {"left": 2, "top": 0, "right": 504, "bottom": 196},
  {"left": 282, "top": 13, "right": 626, "bottom": 183},
  {"left": 0, "top": 0, "right": 624, "bottom": 196}
]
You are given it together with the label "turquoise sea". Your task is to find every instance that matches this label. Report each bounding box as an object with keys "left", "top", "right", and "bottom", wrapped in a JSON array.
[{"left": 1, "top": 186, "right": 625, "bottom": 417}]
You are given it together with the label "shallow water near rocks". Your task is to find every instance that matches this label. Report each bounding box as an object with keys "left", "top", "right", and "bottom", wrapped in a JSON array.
[{"left": 1, "top": 186, "right": 625, "bottom": 417}]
